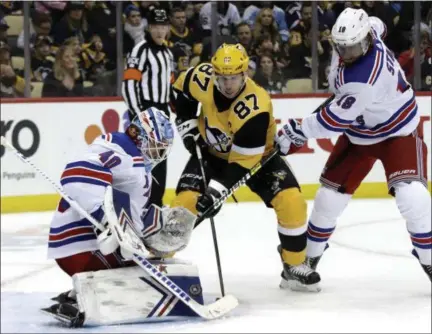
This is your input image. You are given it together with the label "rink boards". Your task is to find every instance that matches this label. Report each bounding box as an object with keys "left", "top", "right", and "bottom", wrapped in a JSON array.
[{"left": 1, "top": 95, "right": 431, "bottom": 213}]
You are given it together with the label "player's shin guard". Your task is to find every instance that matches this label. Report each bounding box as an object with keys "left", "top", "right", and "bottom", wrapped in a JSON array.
[
  {"left": 306, "top": 186, "right": 351, "bottom": 268},
  {"left": 394, "top": 182, "right": 431, "bottom": 280},
  {"left": 272, "top": 189, "right": 320, "bottom": 291}
]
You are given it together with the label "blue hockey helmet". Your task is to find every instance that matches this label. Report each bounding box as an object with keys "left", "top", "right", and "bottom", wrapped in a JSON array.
[{"left": 128, "top": 107, "right": 174, "bottom": 172}]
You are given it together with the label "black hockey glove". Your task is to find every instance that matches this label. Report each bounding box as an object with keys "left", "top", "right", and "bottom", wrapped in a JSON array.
[
  {"left": 196, "top": 180, "right": 228, "bottom": 220},
  {"left": 175, "top": 117, "right": 207, "bottom": 157}
]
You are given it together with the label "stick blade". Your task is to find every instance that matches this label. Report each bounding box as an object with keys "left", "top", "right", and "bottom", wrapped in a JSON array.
[{"left": 201, "top": 295, "right": 239, "bottom": 320}]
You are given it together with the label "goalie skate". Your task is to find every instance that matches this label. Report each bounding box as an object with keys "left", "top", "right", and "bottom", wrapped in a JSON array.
[
  {"left": 50, "top": 290, "right": 77, "bottom": 305},
  {"left": 41, "top": 303, "right": 85, "bottom": 328},
  {"left": 277, "top": 245, "right": 321, "bottom": 292}
]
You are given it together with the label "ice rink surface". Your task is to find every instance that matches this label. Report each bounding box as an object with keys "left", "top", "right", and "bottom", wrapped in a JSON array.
[{"left": 1, "top": 199, "right": 431, "bottom": 333}]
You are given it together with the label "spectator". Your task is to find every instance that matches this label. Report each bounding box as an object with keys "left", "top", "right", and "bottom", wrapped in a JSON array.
[
  {"left": 199, "top": 1, "right": 241, "bottom": 37},
  {"left": 1, "top": 1, "right": 22, "bottom": 16},
  {"left": 0, "top": 16, "right": 8, "bottom": 43},
  {"left": 286, "top": 2, "right": 329, "bottom": 79},
  {"left": 243, "top": 1, "right": 289, "bottom": 42},
  {"left": 42, "top": 44, "right": 84, "bottom": 97},
  {"left": 284, "top": 1, "right": 302, "bottom": 30},
  {"left": 247, "top": 59, "right": 256, "bottom": 79},
  {"left": 31, "top": 35, "right": 54, "bottom": 82},
  {"left": 172, "top": 44, "right": 189, "bottom": 79},
  {"left": 17, "top": 12, "right": 52, "bottom": 50},
  {"left": 0, "top": 41, "right": 25, "bottom": 97},
  {"left": 63, "top": 35, "right": 87, "bottom": 80},
  {"left": 184, "top": 1, "right": 204, "bottom": 34},
  {"left": 34, "top": 1, "right": 66, "bottom": 28},
  {"left": 252, "top": 8, "right": 282, "bottom": 53},
  {"left": 82, "top": 34, "right": 109, "bottom": 82},
  {"left": 398, "top": 23, "right": 432, "bottom": 86},
  {"left": 168, "top": 6, "right": 202, "bottom": 57},
  {"left": 236, "top": 22, "right": 253, "bottom": 55},
  {"left": 382, "top": 1, "right": 415, "bottom": 56},
  {"left": 85, "top": 1, "right": 116, "bottom": 69},
  {"left": 253, "top": 52, "right": 284, "bottom": 94},
  {"left": 123, "top": 4, "right": 146, "bottom": 54},
  {"left": 317, "top": 1, "right": 336, "bottom": 28},
  {"left": 53, "top": 1, "right": 92, "bottom": 46}
]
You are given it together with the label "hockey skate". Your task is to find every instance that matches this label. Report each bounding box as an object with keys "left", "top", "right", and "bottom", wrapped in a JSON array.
[
  {"left": 41, "top": 302, "right": 85, "bottom": 328},
  {"left": 50, "top": 290, "right": 77, "bottom": 305},
  {"left": 305, "top": 244, "right": 330, "bottom": 270},
  {"left": 412, "top": 249, "right": 432, "bottom": 282},
  {"left": 277, "top": 245, "right": 321, "bottom": 292}
]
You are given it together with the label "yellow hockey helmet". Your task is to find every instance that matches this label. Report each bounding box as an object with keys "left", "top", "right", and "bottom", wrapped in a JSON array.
[{"left": 211, "top": 43, "right": 249, "bottom": 75}]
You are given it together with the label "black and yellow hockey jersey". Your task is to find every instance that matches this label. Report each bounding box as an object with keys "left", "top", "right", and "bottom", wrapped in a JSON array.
[{"left": 173, "top": 62, "right": 276, "bottom": 187}]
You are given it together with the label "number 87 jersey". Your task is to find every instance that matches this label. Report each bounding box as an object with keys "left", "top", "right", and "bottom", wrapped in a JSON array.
[
  {"left": 302, "top": 36, "right": 418, "bottom": 146},
  {"left": 173, "top": 62, "right": 277, "bottom": 170}
]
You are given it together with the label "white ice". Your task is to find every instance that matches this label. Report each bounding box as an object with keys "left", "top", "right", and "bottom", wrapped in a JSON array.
[{"left": 1, "top": 199, "right": 431, "bottom": 333}]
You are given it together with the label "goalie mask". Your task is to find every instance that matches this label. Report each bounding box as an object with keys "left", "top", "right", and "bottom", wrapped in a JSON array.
[{"left": 128, "top": 108, "right": 174, "bottom": 172}]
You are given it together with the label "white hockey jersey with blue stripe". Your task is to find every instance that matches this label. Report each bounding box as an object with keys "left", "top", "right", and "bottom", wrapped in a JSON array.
[
  {"left": 301, "top": 17, "right": 418, "bottom": 145},
  {"left": 47, "top": 132, "right": 152, "bottom": 260}
]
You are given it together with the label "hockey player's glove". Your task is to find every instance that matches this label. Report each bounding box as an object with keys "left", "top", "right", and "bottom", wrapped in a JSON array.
[
  {"left": 196, "top": 180, "right": 227, "bottom": 219},
  {"left": 176, "top": 117, "right": 207, "bottom": 157},
  {"left": 275, "top": 119, "right": 307, "bottom": 155}
]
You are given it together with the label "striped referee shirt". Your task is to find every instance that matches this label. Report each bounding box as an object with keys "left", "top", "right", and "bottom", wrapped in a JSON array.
[{"left": 122, "top": 33, "right": 174, "bottom": 114}]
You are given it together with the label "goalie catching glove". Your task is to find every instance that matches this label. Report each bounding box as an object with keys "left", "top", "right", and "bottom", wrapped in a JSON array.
[
  {"left": 97, "top": 188, "right": 196, "bottom": 259},
  {"left": 141, "top": 204, "right": 196, "bottom": 257}
]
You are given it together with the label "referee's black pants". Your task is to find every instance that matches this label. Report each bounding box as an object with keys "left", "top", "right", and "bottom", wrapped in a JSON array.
[{"left": 129, "top": 102, "right": 170, "bottom": 207}]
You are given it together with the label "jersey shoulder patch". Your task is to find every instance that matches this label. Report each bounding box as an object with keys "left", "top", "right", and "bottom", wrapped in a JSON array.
[{"left": 336, "top": 39, "right": 385, "bottom": 88}]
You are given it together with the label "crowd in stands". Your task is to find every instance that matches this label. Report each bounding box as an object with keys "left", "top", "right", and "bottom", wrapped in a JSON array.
[{"left": 1, "top": 1, "right": 431, "bottom": 98}]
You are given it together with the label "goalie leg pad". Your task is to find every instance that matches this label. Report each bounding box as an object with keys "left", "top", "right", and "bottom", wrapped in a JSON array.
[
  {"left": 271, "top": 188, "right": 308, "bottom": 266},
  {"left": 72, "top": 260, "right": 204, "bottom": 326}
]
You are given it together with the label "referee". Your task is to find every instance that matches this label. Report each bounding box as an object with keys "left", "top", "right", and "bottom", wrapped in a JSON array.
[{"left": 122, "top": 8, "right": 173, "bottom": 207}]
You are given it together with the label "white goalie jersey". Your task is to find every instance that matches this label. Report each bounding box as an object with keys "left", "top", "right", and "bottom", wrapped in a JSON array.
[
  {"left": 301, "top": 16, "right": 418, "bottom": 146},
  {"left": 47, "top": 133, "right": 152, "bottom": 260}
]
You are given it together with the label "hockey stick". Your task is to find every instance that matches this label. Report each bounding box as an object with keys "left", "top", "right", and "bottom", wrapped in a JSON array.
[
  {"left": 195, "top": 147, "right": 279, "bottom": 227},
  {"left": 0, "top": 136, "right": 238, "bottom": 320},
  {"left": 195, "top": 143, "right": 226, "bottom": 297},
  {"left": 194, "top": 94, "right": 334, "bottom": 228}
]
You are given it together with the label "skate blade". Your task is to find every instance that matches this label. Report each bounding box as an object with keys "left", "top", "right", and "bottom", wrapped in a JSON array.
[
  {"left": 279, "top": 278, "right": 321, "bottom": 292},
  {"left": 40, "top": 306, "right": 75, "bottom": 327}
]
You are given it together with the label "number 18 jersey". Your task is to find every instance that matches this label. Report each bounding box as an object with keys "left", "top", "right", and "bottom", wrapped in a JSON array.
[
  {"left": 174, "top": 63, "right": 276, "bottom": 170},
  {"left": 301, "top": 34, "right": 419, "bottom": 146}
]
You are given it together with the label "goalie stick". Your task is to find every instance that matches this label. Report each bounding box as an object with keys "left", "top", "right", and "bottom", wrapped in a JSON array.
[{"left": 0, "top": 136, "right": 238, "bottom": 320}]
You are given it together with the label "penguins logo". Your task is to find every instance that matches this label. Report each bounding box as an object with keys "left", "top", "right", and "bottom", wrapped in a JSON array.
[{"left": 204, "top": 117, "right": 232, "bottom": 153}]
